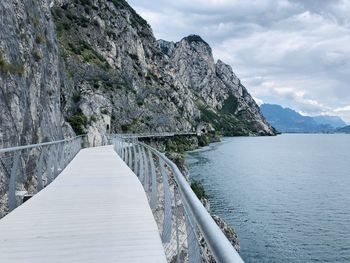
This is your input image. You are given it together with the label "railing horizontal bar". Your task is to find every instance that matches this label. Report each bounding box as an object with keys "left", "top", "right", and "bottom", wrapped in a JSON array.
[
  {"left": 0, "top": 136, "right": 84, "bottom": 154},
  {"left": 110, "top": 132, "right": 198, "bottom": 139}
]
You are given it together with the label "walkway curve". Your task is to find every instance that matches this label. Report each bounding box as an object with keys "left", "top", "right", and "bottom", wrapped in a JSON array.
[{"left": 0, "top": 146, "right": 166, "bottom": 263}]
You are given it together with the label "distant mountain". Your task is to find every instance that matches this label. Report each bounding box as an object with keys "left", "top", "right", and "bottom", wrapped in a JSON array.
[
  {"left": 260, "top": 104, "right": 343, "bottom": 133},
  {"left": 312, "top": 116, "right": 347, "bottom": 129},
  {"left": 336, "top": 125, "right": 350, "bottom": 134}
]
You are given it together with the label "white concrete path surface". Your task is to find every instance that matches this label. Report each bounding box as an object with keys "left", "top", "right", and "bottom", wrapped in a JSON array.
[{"left": 0, "top": 146, "right": 166, "bottom": 263}]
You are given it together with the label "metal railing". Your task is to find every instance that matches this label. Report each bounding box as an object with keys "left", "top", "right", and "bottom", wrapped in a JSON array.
[
  {"left": 0, "top": 136, "right": 83, "bottom": 218},
  {"left": 117, "top": 132, "right": 199, "bottom": 139},
  {"left": 112, "top": 135, "right": 244, "bottom": 263},
  {"left": 0, "top": 131, "right": 243, "bottom": 262},
  {"left": 0, "top": 132, "right": 191, "bottom": 219}
]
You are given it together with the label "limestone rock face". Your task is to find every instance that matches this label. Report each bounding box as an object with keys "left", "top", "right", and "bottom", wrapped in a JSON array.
[
  {"left": 50, "top": 0, "right": 199, "bottom": 137},
  {"left": 160, "top": 35, "right": 276, "bottom": 136},
  {"left": 50, "top": 0, "right": 275, "bottom": 137},
  {"left": 0, "top": 0, "right": 73, "bottom": 148},
  {"left": 1, "top": 0, "right": 276, "bottom": 150}
]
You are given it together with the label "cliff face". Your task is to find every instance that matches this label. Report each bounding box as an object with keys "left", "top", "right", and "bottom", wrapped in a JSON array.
[
  {"left": 51, "top": 0, "right": 203, "bottom": 145},
  {"left": 0, "top": 0, "right": 73, "bottom": 148},
  {"left": 159, "top": 36, "right": 276, "bottom": 135},
  {"left": 1, "top": 0, "right": 276, "bottom": 148}
]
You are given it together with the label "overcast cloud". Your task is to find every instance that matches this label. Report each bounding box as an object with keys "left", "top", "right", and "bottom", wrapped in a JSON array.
[{"left": 128, "top": 0, "right": 350, "bottom": 123}]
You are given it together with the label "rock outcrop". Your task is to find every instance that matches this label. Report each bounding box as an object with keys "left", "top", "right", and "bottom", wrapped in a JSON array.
[
  {"left": 159, "top": 35, "right": 276, "bottom": 135},
  {"left": 54, "top": 0, "right": 276, "bottom": 138},
  {"left": 1, "top": 0, "right": 275, "bottom": 149}
]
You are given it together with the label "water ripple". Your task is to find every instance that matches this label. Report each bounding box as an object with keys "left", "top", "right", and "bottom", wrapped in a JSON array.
[{"left": 186, "top": 134, "right": 350, "bottom": 263}]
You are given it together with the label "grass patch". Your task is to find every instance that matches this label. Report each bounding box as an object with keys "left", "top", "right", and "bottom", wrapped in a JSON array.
[
  {"left": 0, "top": 52, "right": 24, "bottom": 76},
  {"left": 35, "top": 34, "right": 45, "bottom": 44}
]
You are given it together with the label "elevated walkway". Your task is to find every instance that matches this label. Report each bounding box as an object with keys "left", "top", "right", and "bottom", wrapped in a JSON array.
[{"left": 0, "top": 146, "right": 166, "bottom": 262}]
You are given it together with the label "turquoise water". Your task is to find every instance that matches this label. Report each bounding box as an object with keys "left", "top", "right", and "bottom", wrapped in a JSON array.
[{"left": 186, "top": 134, "right": 350, "bottom": 262}]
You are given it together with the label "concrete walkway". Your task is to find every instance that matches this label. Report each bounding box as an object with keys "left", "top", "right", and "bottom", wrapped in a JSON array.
[{"left": 0, "top": 146, "right": 166, "bottom": 263}]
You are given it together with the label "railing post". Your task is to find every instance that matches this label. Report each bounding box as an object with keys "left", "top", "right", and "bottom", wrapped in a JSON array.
[
  {"left": 116, "top": 139, "right": 120, "bottom": 156},
  {"left": 125, "top": 139, "right": 129, "bottom": 164},
  {"left": 119, "top": 139, "right": 122, "bottom": 157},
  {"left": 36, "top": 146, "right": 45, "bottom": 192},
  {"left": 159, "top": 158, "right": 172, "bottom": 243},
  {"left": 148, "top": 148, "right": 157, "bottom": 210},
  {"left": 134, "top": 142, "right": 139, "bottom": 176},
  {"left": 142, "top": 146, "right": 149, "bottom": 192},
  {"left": 139, "top": 145, "right": 144, "bottom": 183},
  {"left": 47, "top": 146, "right": 54, "bottom": 184},
  {"left": 174, "top": 186, "right": 181, "bottom": 263},
  {"left": 53, "top": 144, "right": 59, "bottom": 178},
  {"left": 132, "top": 139, "right": 137, "bottom": 172},
  {"left": 8, "top": 152, "right": 21, "bottom": 211},
  {"left": 128, "top": 140, "right": 132, "bottom": 168},
  {"left": 121, "top": 140, "right": 125, "bottom": 161}
]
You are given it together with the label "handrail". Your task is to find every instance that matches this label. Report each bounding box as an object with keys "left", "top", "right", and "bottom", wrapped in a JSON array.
[
  {"left": 113, "top": 132, "right": 199, "bottom": 139},
  {"left": 0, "top": 136, "right": 83, "bottom": 218},
  {"left": 112, "top": 134, "right": 244, "bottom": 262},
  {"left": 0, "top": 135, "right": 84, "bottom": 154},
  {"left": 140, "top": 142, "right": 244, "bottom": 263},
  {"left": 1, "top": 131, "right": 242, "bottom": 261}
]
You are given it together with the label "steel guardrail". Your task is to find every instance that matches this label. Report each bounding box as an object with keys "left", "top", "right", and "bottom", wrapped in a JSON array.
[
  {"left": 0, "top": 135, "right": 85, "bottom": 154},
  {"left": 112, "top": 134, "right": 244, "bottom": 263},
  {"left": 140, "top": 142, "right": 244, "bottom": 263},
  {"left": 0, "top": 136, "right": 84, "bottom": 218}
]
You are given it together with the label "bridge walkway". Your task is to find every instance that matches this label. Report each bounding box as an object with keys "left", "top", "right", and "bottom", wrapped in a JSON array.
[{"left": 0, "top": 145, "right": 166, "bottom": 263}]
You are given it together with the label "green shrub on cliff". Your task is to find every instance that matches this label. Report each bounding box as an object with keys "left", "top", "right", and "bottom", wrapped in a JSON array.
[
  {"left": 191, "top": 180, "right": 207, "bottom": 200},
  {"left": 68, "top": 112, "right": 87, "bottom": 135},
  {"left": 198, "top": 135, "right": 210, "bottom": 147}
]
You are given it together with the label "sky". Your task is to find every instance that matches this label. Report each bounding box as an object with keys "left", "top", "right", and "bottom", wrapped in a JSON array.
[{"left": 128, "top": 0, "right": 350, "bottom": 123}]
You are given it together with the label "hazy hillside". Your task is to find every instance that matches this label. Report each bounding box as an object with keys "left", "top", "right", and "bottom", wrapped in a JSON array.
[
  {"left": 336, "top": 125, "right": 350, "bottom": 133},
  {"left": 260, "top": 104, "right": 343, "bottom": 133},
  {"left": 313, "top": 116, "right": 346, "bottom": 129}
]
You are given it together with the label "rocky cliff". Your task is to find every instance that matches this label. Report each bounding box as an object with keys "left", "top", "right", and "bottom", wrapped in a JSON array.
[
  {"left": 159, "top": 36, "right": 276, "bottom": 135},
  {"left": 1, "top": 0, "right": 276, "bottom": 148},
  {"left": 0, "top": 0, "right": 73, "bottom": 148}
]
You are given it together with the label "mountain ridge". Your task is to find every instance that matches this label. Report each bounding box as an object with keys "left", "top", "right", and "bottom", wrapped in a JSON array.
[
  {"left": 336, "top": 125, "right": 350, "bottom": 133},
  {"left": 261, "top": 103, "right": 347, "bottom": 133}
]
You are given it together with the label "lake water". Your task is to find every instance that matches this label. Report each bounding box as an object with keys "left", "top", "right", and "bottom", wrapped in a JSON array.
[{"left": 186, "top": 134, "right": 350, "bottom": 263}]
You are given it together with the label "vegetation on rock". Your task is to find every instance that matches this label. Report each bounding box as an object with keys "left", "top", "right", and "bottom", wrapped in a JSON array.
[
  {"left": 191, "top": 180, "right": 207, "bottom": 200},
  {"left": 68, "top": 111, "right": 88, "bottom": 135},
  {"left": 0, "top": 52, "right": 24, "bottom": 76}
]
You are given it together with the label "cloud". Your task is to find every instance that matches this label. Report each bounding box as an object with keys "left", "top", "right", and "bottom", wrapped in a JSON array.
[
  {"left": 128, "top": 0, "right": 350, "bottom": 122},
  {"left": 334, "top": 105, "right": 350, "bottom": 112},
  {"left": 253, "top": 97, "right": 264, "bottom": 106}
]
